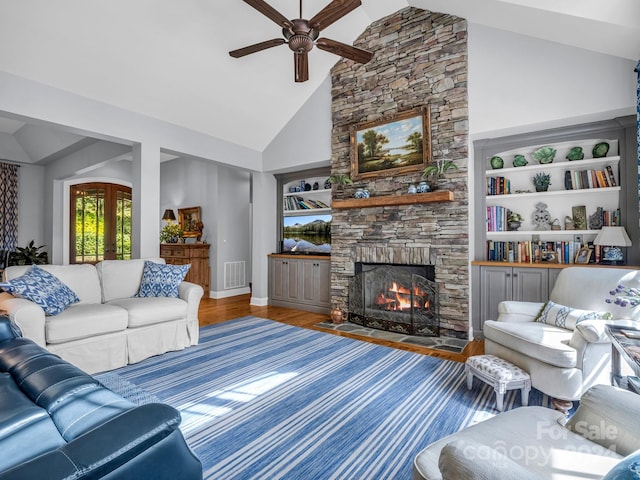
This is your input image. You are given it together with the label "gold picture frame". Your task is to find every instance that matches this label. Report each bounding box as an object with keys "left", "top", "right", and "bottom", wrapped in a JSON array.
[
  {"left": 575, "top": 247, "right": 592, "bottom": 264},
  {"left": 178, "top": 206, "right": 202, "bottom": 239},
  {"left": 350, "top": 106, "right": 432, "bottom": 181}
]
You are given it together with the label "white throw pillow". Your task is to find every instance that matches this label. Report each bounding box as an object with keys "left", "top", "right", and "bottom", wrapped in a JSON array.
[{"left": 535, "top": 300, "right": 612, "bottom": 330}]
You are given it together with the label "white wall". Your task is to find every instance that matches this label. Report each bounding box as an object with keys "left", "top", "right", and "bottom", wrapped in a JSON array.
[
  {"left": 467, "top": 24, "right": 636, "bottom": 140},
  {"left": 214, "top": 166, "right": 252, "bottom": 297},
  {"left": 160, "top": 157, "right": 252, "bottom": 297},
  {"left": 17, "top": 163, "right": 45, "bottom": 249},
  {"left": 262, "top": 77, "right": 333, "bottom": 173}
]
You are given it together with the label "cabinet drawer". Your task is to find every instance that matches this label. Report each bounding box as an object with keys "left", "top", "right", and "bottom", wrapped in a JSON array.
[{"left": 160, "top": 247, "right": 186, "bottom": 257}]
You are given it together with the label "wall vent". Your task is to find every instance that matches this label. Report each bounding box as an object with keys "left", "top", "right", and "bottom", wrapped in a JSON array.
[{"left": 224, "top": 261, "right": 246, "bottom": 289}]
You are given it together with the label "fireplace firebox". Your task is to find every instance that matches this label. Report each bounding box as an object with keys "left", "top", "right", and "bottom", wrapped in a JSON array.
[{"left": 348, "top": 263, "right": 438, "bottom": 337}]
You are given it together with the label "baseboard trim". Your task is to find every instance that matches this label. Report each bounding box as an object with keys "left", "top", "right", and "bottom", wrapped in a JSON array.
[
  {"left": 250, "top": 296, "right": 269, "bottom": 307},
  {"left": 210, "top": 287, "right": 251, "bottom": 299}
]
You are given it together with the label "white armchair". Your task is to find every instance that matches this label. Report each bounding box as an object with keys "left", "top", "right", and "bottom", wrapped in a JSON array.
[{"left": 484, "top": 267, "right": 640, "bottom": 402}]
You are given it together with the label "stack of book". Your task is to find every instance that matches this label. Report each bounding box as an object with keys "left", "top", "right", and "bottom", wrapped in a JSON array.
[
  {"left": 486, "top": 176, "right": 511, "bottom": 196},
  {"left": 564, "top": 165, "right": 617, "bottom": 190},
  {"left": 486, "top": 240, "right": 583, "bottom": 264},
  {"left": 284, "top": 196, "right": 330, "bottom": 211}
]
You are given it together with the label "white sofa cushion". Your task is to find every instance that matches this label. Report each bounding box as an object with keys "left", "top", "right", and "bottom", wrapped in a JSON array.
[
  {"left": 107, "top": 297, "right": 188, "bottom": 328},
  {"left": 45, "top": 303, "right": 128, "bottom": 344},
  {"left": 484, "top": 320, "right": 576, "bottom": 368},
  {"left": 5, "top": 264, "right": 102, "bottom": 304},
  {"left": 550, "top": 267, "right": 640, "bottom": 319},
  {"left": 96, "top": 258, "right": 164, "bottom": 302}
]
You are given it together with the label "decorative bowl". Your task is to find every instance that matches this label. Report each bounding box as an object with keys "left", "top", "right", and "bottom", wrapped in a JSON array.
[
  {"left": 592, "top": 142, "right": 610, "bottom": 158},
  {"left": 512, "top": 154, "right": 528, "bottom": 167},
  {"left": 566, "top": 147, "right": 584, "bottom": 161},
  {"left": 490, "top": 156, "right": 504, "bottom": 169},
  {"left": 532, "top": 146, "right": 557, "bottom": 164}
]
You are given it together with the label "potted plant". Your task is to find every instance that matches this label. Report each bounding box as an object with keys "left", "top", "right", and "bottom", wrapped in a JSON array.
[
  {"left": 532, "top": 172, "right": 551, "bottom": 192},
  {"left": 160, "top": 223, "right": 183, "bottom": 243},
  {"left": 422, "top": 160, "right": 457, "bottom": 190},
  {"left": 507, "top": 212, "right": 523, "bottom": 231},
  {"left": 327, "top": 173, "right": 353, "bottom": 186},
  {"left": 8, "top": 241, "right": 48, "bottom": 266}
]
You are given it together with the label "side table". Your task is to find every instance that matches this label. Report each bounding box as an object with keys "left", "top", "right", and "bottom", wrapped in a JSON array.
[{"left": 605, "top": 325, "right": 640, "bottom": 392}]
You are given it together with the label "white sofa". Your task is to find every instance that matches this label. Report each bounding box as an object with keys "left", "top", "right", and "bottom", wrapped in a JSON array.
[
  {"left": 413, "top": 384, "right": 640, "bottom": 480},
  {"left": 0, "top": 258, "right": 203, "bottom": 373},
  {"left": 484, "top": 267, "right": 640, "bottom": 401}
]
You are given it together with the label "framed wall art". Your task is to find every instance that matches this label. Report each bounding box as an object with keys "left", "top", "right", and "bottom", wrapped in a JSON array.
[
  {"left": 350, "top": 106, "right": 432, "bottom": 181},
  {"left": 178, "top": 206, "right": 203, "bottom": 239}
]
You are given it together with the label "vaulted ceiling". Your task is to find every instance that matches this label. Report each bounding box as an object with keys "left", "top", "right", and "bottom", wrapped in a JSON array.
[{"left": 0, "top": 0, "right": 638, "bottom": 163}]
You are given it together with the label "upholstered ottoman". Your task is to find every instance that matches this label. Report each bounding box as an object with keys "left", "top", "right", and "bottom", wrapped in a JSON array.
[{"left": 465, "top": 354, "right": 531, "bottom": 412}]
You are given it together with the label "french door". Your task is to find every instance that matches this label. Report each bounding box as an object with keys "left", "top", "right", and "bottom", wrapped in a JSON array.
[{"left": 70, "top": 183, "right": 132, "bottom": 263}]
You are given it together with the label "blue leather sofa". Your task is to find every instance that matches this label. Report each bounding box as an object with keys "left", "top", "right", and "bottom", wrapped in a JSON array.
[{"left": 0, "top": 316, "right": 202, "bottom": 479}]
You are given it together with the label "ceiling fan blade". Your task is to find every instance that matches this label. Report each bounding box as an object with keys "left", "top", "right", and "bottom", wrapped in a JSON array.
[
  {"left": 242, "top": 0, "right": 293, "bottom": 29},
  {"left": 229, "top": 38, "right": 285, "bottom": 58},
  {"left": 294, "top": 52, "right": 309, "bottom": 83},
  {"left": 309, "top": 0, "right": 361, "bottom": 31},
  {"left": 316, "top": 38, "right": 373, "bottom": 64}
]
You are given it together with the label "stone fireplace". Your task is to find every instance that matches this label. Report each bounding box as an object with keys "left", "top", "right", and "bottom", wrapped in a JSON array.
[{"left": 329, "top": 7, "right": 470, "bottom": 339}]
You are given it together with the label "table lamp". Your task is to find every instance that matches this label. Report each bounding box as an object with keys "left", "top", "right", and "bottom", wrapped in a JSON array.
[
  {"left": 162, "top": 209, "right": 176, "bottom": 223},
  {"left": 593, "top": 226, "right": 631, "bottom": 265}
]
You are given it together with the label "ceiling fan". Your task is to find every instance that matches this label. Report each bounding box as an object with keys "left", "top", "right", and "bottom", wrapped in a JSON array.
[{"left": 229, "top": 0, "right": 373, "bottom": 82}]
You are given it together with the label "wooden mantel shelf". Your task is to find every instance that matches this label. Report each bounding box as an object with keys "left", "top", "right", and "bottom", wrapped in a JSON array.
[{"left": 332, "top": 190, "right": 454, "bottom": 209}]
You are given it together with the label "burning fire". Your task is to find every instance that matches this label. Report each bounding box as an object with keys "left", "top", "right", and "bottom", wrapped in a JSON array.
[{"left": 374, "top": 281, "right": 430, "bottom": 311}]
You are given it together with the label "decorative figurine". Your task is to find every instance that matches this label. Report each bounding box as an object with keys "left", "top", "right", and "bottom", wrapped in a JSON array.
[{"left": 532, "top": 202, "right": 552, "bottom": 230}]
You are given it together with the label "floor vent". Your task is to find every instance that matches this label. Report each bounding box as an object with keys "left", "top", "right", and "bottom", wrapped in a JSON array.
[{"left": 224, "top": 261, "right": 246, "bottom": 289}]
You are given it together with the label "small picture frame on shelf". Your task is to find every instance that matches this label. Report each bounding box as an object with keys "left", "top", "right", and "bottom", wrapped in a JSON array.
[{"left": 575, "top": 247, "right": 591, "bottom": 264}]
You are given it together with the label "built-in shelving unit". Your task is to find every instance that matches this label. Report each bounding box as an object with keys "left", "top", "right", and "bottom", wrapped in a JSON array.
[
  {"left": 283, "top": 186, "right": 331, "bottom": 217},
  {"left": 471, "top": 116, "right": 639, "bottom": 334}
]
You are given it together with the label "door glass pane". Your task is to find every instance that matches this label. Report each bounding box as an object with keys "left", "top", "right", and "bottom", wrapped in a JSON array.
[
  {"left": 71, "top": 183, "right": 132, "bottom": 264},
  {"left": 115, "top": 189, "right": 132, "bottom": 260},
  {"left": 74, "top": 186, "right": 105, "bottom": 263}
]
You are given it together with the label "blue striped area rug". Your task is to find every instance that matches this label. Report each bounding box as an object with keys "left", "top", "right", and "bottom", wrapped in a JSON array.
[{"left": 98, "top": 316, "right": 553, "bottom": 480}]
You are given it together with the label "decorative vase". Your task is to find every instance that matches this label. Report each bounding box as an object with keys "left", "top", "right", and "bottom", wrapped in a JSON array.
[
  {"left": 354, "top": 188, "right": 369, "bottom": 198},
  {"left": 535, "top": 185, "right": 549, "bottom": 192},
  {"left": 408, "top": 184, "right": 417, "bottom": 194},
  {"left": 508, "top": 221, "right": 521, "bottom": 231},
  {"left": 417, "top": 181, "right": 430, "bottom": 193},
  {"left": 331, "top": 309, "right": 345, "bottom": 324}
]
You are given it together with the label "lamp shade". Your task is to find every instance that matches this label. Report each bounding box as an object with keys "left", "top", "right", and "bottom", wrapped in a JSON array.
[
  {"left": 162, "top": 209, "right": 176, "bottom": 221},
  {"left": 593, "top": 226, "right": 632, "bottom": 247}
]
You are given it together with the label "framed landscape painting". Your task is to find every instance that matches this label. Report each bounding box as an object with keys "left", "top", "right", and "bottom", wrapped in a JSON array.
[{"left": 350, "top": 106, "right": 432, "bottom": 181}]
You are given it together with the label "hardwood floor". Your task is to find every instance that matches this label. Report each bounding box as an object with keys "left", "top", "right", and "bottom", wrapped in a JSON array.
[{"left": 199, "top": 294, "right": 483, "bottom": 363}]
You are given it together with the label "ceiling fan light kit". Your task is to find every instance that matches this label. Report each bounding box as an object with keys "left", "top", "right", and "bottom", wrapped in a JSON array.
[{"left": 229, "top": 0, "right": 373, "bottom": 82}]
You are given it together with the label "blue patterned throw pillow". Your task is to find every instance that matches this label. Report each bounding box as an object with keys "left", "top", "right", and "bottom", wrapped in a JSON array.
[
  {"left": 136, "top": 261, "right": 190, "bottom": 298},
  {"left": 0, "top": 265, "right": 79, "bottom": 315},
  {"left": 534, "top": 300, "right": 612, "bottom": 330}
]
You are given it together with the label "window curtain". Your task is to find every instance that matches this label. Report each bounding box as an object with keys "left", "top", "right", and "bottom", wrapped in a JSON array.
[{"left": 0, "top": 162, "right": 19, "bottom": 251}]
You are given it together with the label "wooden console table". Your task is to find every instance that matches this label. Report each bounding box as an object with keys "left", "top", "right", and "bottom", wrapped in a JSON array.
[{"left": 160, "top": 243, "right": 210, "bottom": 298}]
